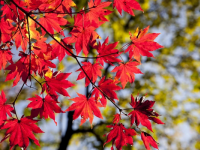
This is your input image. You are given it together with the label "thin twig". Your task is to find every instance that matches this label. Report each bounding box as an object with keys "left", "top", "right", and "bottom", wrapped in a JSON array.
[
  {"left": 31, "top": 6, "right": 95, "bottom": 15},
  {"left": 75, "top": 52, "right": 119, "bottom": 59}
]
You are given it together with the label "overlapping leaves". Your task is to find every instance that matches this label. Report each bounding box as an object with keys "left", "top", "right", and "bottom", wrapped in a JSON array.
[{"left": 0, "top": 0, "right": 164, "bottom": 150}]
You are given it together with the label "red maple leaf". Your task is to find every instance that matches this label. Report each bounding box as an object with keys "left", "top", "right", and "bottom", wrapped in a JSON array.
[
  {"left": 126, "top": 26, "right": 163, "bottom": 62},
  {"left": 96, "top": 37, "right": 121, "bottom": 66},
  {"left": 0, "top": 18, "right": 13, "bottom": 43},
  {"left": 32, "top": 37, "right": 51, "bottom": 57},
  {"left": 1, "top": 0, "right": 25, "bottom": 21},
  {"left": 42, "top": 71, "right": 75, "bottom": 99},
  {"left": 31, "top": 38, "right": 57, "bottom": 75},
  {"left": 65, "top": 93, "right": 103, "bottom": 126},
  {"left": 112, "top": 113, "right": 121, "bottom": 124},
  {"left": 91, "top": 77, "right": 121, "bottom": 107},
  {"left": 5, "top": 51, "right": 55, "bottom": 86},
  {"left": 141, "top": 132, "right": 158, "bottom": 150},
  {"left": 1, "top": 3, "right": 17, "bottom": 21},
  {"left": 31, "top": 44, "right": 56, "bottom": 75},
  {"left": 13, "top": 27, "right": 29, "bottom": 52},
  {"left": 111, "top": 60, "right": 142, "bottom": 89},
  {"left": 0, "top": 117, "right": 44, "bottom": 150},
  {"left": 38, "top": 14, "right": 68, "bottom": 36},
  {"left": 113, "top": 0, "right": 143, "bottom": 16},
  {"left": 27, "top": 95, "right": 63, "bottom": 125},
  {"left": 0, "top": 91, "right": 14, "bottom": 125},
  {"left": 104, "top": 123, "right": 136, "bottom": 150},
  {"left": 58, "top": 0, "right": 76, "bottom": 15},
  {"left": 0, "top": 48, "right": 12, "bottom": 70},
  {"left": 31, "top": 54, "right": 56, "bottom": 76},
  {"left": 76, "top": 61, "right": 103, "bottom": 87},
  {"left": 5, "top": 52, "right": 31, "bottom": 87},
  {"left": 65, "top": 12, "right": 101, "bottom": 56},
  {"left": 25, "top": 0, "right": 43, "bottom": 10},
  {"left": 87, "top": 0, "right": 112, "bottom": 23},
  {"left": 128, "top": 95, "right": 164, "bottom": 132},
  {"left": 51, "top": 38, "right": 73, "bottom": 61}
]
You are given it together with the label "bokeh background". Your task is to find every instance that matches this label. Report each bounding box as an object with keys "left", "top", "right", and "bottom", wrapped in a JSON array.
[{"left": 0, "top": 0, "right": 200, "bottom": 150}]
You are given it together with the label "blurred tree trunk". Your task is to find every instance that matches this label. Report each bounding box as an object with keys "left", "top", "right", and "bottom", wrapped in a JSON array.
[{"left": 58, "top": 111, "right": 74, "bottom": 150}]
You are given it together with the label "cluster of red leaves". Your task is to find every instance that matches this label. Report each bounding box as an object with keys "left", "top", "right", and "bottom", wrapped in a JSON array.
[
  {"left": 103, "top": 95, "right": 164, "bottom": 150},
  {"left": 0, "top": 0, "right": 164, "bottom": 149}
]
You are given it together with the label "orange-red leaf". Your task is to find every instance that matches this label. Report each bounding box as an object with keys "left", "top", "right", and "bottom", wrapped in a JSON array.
[
  {"left": 39, "top": 14, "right": 68, "bottom": 36},
  {"left": 13, "top": 27, "right": 29, "bottom": 52},
  {"left": 65, "top": 13, "right": 101, "bottom": 55},
  {"left": 42, "top": 71, "right": 75, "bottom": 99},
  {"left": 91, "top": 77, "right": 121, "bottom": 107},
  {"left": 27, "top": 95, "right": 64, "bottom": 125},
  {"left": 113, "top": 0, "right": 143, "bottom": 16},
  {"left": 5, "top": 52, "right": 31, "bottom": 87},
  {"left": 65, "top": 93, "right": 103, "bottom": 126},
  {"left": 51, "top": 38, "right": 73, "bottom": 61},
  {"left": 0, "top": 48, "right": 12, "bottom": 70},
  {"left": 111, "top": 61, "right": 142, "bottom": 88},
  {"left": 96, "top": 37, "right": 121, "bottom": 66},
  {"left": 0, "top": 91, "right": 14, "bottom": 125},
  {"left": 87, "top": 0, "right": 112, "bottom": 23},
  {"left": 104, "top": 123, "right": 136, "bottom": 150},
  {"left": 126, "top": 26, "right": 163, "bottom": 62},
  {"left": 76, "top": 62, "right": 103, "bottom": 87},
  {"left": 0, "top": 18, "right": 13, "bottom": 43},
  {"left": 0, "top": 117, "right": 44, "bottom": 150},
  {"left": 141, "top": 132, "right": 158, "bottom": 150},
  {"left": 112, "top": 113, "right": 121, "bottom": 124}
]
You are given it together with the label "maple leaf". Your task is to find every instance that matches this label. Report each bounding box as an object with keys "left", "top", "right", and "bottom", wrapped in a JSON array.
[
  {"left": 39, "top": 14, "right": 68, "bottom": 36},
  {"left": 32, "top": 37, "right": 58, "bottom": 66},
  {"left": 32, "top": 37, "right": 49, "bottom": 56},
  {"left": 112, "top": 113, "right": 121, "bottom": 124},
  {"left": 65, "top": 13, "right": 101, "bottom": 56},
  {"left": 86, "top": 0, "right": 112, "bottom": 23},
  {"left": 96, "top": 37, "right": 121, "bottom": 66},
  {"left": 42, "top": 71, "right": 75, "bottom": 99},
  {"left": 5, "top": 51, "right": 55, "bottom": 86},
  {"left": 126, "top": 26, "right": 164, "bottom": 62},
  {"left": 25, "top": 0, "right": 43, "bottom": 10},
  {"left": 0, "top": 117, "right": 44, "bottom": 150},
  {"left": 5, "top": 52, "right": 31, "bottom": 87},
  {"left": 104, "top": 123, "right": 136, "bottom": 150},
  {"left": 13, "top": 27, "right": 29, "bottom": 52},
  {"left": 128, "top": 95, "right": 164, "bottom": 132},
  {"left": 0, "top": 18, "right": 13, "bottom": 43},
  {"left": 0, "top": 48, "right": 13, "bottom": 70},
  {"left": 59, "top": 0, "right": 76, "bottom": 15},
  {"left": 0, "top": 91, "right": 14, "bottom": 125},
  {"left": 113, "top": 0, "right": 143, "bottom": 16},
  {"left": 1, "top": 1, "right": 26, "bottom": 22},
  {"left": 141, "top": 132, "right": 158, "bottom": 150},
  {"left": 76, "top": 61, "right": 103, "bottom": 87},
  {"left": 31, "top": 53, "right": 56, "bottom": 76},
  {"left": 38, "top": 0, "right": 76, "bottom": 16},
  {"left": 1, "top": 4, "right": 16, "bottom": 21},
  {"left": 111, "top": 60, "right": 142, "bottom": 89},
  {"left": 65, "top": 93, "right": 103, "bottom": 126},
  {"left": 91, "top": 77, "right": 121, "bottom": 107},
  {"left": 26, "top": 17, "right": 40, "bottom": 40},
  {"left": 27, "top": 95, "right": 64, "bottom": 125},
  {"left": 50, "top": 37, "right": 73, "bottom": 61}
]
